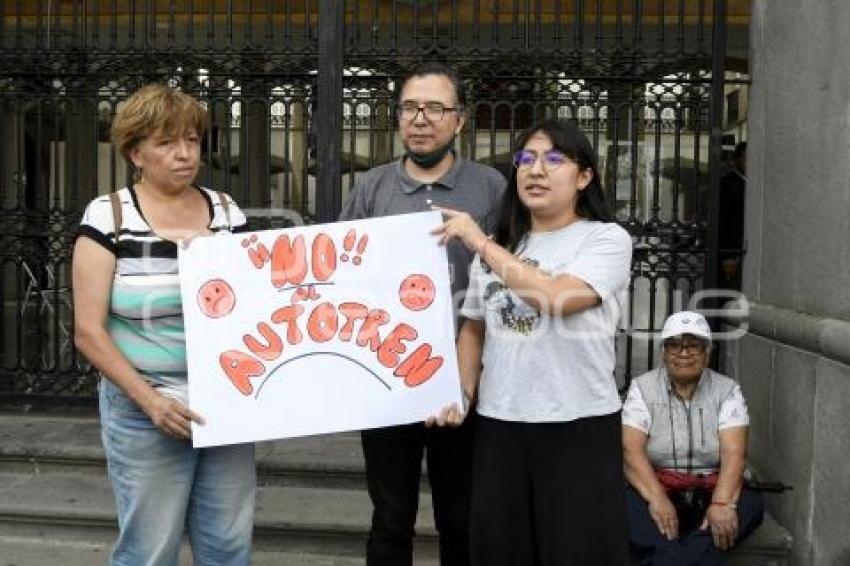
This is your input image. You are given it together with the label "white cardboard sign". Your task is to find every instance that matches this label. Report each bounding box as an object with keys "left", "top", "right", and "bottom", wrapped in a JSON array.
[{"left": 179, "top": 211, "right": 462, "bottom": 447}]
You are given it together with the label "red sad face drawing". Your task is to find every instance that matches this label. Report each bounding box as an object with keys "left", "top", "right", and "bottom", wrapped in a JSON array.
[
  {"left": 197, "top": 279, "right": 236, "bottom": 318},
  {"left": 399, "top": 274, "right": 436, "bottom": 311}
]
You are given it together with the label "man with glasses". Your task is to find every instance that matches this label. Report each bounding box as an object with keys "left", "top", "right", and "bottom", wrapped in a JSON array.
[{"left": 339, "top": 62, "right": 505, "bottom": 566}]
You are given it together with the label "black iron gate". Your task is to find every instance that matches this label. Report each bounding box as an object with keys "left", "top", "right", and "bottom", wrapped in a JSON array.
[{"left": 0, "top": 1, "right": 729, "bottom": 405}]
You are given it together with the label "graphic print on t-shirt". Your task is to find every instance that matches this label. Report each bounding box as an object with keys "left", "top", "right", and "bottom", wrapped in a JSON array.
[{"left": 482, "top": 256, "right": 541, "bottom": 335}]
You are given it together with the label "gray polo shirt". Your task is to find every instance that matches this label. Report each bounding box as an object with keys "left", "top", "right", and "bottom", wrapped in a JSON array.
[{"left": 339, "top": 154, "right": 505, "bottom": 311}]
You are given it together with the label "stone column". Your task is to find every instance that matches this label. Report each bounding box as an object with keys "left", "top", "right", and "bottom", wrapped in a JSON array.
[
  {"left": 604, "top": 82, "right": 644, "bottom": 219},
  {"left": 727, "top": 3, "right": 850, "bottom": 565},
  {"left": 288, "top": 98, "right": 307, "bottom": 215}
]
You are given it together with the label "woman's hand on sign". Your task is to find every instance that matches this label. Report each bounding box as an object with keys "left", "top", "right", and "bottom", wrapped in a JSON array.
[
  {"left": 425, "top": 403, "right": 465, "bottom": 428},
  {"left": 179, "top": 228, "right": 213, "bottom": 250},
  {"left": 143, "top": 391, "right": 205, "bottom": 440},
  {"left": 431, "top": 206, "right": 488, "bottom": 254}
]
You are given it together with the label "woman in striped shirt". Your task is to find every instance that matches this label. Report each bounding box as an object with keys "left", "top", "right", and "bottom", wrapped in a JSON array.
[{"left": 73, "top": 84, "right": 255, "bottom": 566}]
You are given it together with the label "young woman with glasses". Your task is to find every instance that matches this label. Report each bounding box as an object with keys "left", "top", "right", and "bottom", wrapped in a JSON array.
[
  {"left": 430, "top": 118, "right": 632, "bottom": 565},
  {"left": 621, "top": 311, "right": 764, "bottom": 565}
]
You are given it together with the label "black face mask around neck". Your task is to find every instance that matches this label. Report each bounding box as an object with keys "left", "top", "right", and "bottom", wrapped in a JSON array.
[{"left": 406, "top": 137, "right": 455, "bottom": 170}]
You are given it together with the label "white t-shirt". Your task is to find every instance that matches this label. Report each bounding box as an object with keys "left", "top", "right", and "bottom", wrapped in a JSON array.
[{"left": 460, "top": 220, "right": 633, "bottom": 423}]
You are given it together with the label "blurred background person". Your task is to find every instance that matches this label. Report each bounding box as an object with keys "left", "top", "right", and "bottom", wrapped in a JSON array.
[{"left": 717, "top": 142, "right": 746, "bottom": 290}]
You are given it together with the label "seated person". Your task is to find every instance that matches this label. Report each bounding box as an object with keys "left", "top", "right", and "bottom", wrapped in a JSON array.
[{"left": 622, "top": 311, "right": 764, "bottom": 565}]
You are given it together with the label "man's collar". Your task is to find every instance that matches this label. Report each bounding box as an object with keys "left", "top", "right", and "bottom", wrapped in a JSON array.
[{"left": 396, "top": 151, "right": 462, "bottom": 194}]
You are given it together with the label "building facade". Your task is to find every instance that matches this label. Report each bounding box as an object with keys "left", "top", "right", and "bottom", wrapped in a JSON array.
[{"left": 0, "top": 2, "right": 749, "bottom": 405}]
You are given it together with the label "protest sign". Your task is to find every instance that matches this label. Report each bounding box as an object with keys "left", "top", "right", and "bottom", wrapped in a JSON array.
[{"left": 179, "top": 211, "right": 461, "bottom": 447}]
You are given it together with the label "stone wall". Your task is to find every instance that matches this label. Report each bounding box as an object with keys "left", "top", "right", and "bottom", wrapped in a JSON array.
[
  {"left": 729, "top": 2, "right": 850, "bottom": 564},
  {"left": 723, "top": 311, "right": 850, "bottom": 566}
]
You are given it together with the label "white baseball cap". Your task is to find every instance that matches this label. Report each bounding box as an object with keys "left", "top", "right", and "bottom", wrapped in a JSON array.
[{"left": 660, "top": 311, "right": 712, "bottom": 342}]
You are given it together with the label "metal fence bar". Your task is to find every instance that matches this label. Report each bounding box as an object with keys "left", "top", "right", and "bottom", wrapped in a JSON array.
[
  {"left": 704, "top": 0, "right": 726, "bottom": 294},
  {"left": 315, "top": 0, "right": 342, "bottom": 223},
  {"left": 0, "top": 0, "right": 730, "bottom": 401}
]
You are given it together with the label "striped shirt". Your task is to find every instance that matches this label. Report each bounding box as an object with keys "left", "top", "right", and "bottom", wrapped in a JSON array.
[{"left": 77, "top": 186, "right": 248, "bottom": 396}]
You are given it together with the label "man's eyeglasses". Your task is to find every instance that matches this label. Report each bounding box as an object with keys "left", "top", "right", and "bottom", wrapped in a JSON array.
[
  {"left": 512, "top": 149, "right": 571, "bottom": 174},
  {"left": 396, "top": 102, "right": 460, "bottom": 122},
  {"left": 663, "top": 338, "right": 708, "bottom": 355}
]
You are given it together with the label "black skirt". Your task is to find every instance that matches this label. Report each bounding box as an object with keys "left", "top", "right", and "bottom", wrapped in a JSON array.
[{"left": 471, "top": 411, "right": 628, "bottom": 566}]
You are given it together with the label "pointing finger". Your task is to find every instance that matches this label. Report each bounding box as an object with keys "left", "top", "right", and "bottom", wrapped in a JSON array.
[
  {"left": 430, "top": 222, "right": 449, "bottom": 236},
  {"left": 431, "top": 205, "right": 462, "bottom": 218}
]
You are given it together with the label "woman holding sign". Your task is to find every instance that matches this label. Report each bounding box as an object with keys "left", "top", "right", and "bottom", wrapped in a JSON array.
[
  {"left": 72, "top": 84, "right": 255, "bottom": 565},
  {"left": 432, "top": 119, "right": 632, "bottom": 565}
]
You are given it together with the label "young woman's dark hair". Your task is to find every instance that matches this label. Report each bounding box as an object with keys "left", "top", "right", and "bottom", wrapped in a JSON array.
[{"left": 493, "top": 118, "right": 613, "bottom": 252}]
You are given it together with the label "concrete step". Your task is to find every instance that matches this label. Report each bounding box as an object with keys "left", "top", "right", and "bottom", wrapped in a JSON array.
[
  {"left": 727, "top": 512, "right": 793, "bottom": 565},
  {"left": 0, "top": 413, "right": 436, "bottom": 491},
  {"left": 0, "top": 470, "right": 438, "bottom": 561},
  {"left": 0, "top": 412, "right": 437, "bottom": 563},
  {"left": 0, "top": 413, "right": 383, "bottom": 490},
  {"left": 0, "top": 535, "right": 432, "bottom": 566},
  {"left": 0, "top": 412, "right": 791, "bottom": 565}
]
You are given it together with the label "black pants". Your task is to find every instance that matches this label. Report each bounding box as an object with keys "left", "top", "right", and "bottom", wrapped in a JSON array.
[
  {"left": 626, "top": 485, "right": 764, "bottom": 565},
  {"left": 471, "top": 412, "right": 628, "bottom": 566},
  {"left": 362, "top": 419, "right": 473, "bottom": 566}
]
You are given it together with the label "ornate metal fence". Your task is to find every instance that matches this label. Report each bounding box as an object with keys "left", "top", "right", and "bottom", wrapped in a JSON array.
[{"left": 0, "top": 0, "right": 731, "bottom": 405}]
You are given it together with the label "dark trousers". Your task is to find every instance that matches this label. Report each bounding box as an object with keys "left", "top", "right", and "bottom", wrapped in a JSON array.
[
  {"left": 362, "top": 418, "right": 473, "bottom": 566},
  {"left": 626, "top": 485, "right": 764, "bottom": 566},
  {"left": 471, "top": 412, "right": 628, "bottom": 566}
]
